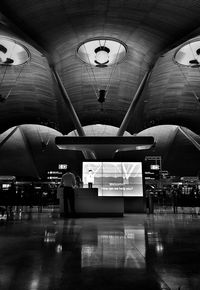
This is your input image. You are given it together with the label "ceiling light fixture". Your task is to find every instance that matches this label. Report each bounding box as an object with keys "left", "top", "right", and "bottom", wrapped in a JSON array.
[
  {"left": 174, "top": 39, "right": 200, "bottom": 103},
  {"left": 95, "top": 46, "right": 110, "bottom": 66},
  {"left": 0, "top": 37, "right": 30, "bottom": 66},
  {"left": 0, "top": 37, "right": 30, "bottom": 103},
  {"left": 77, "top": 37, "right": 127, "bottom": 67},
  {"left": 174, "top": 39, "right": 200, "bottom": 67},
  {"left": 98, "top": 89, "right": 106, "bottom": 103},
  {"left": 77, "top": 37, "right": 127, "bottom": 110}
]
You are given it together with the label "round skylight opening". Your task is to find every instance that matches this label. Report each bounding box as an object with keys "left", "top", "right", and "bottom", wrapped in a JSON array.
[
  {"left": 0, "top": 38, "right": 30, "bottom": 66},
  {"left": 174, "top": 40, "right": 200, "bottom": 67},
  {"left": 77, "top": 38, "right": 127, "bottom": 67}
]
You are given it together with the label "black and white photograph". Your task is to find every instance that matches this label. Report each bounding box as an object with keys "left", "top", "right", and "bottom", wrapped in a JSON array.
[{"left": 0, "top": 1, "right": 199, "bottom": 289}]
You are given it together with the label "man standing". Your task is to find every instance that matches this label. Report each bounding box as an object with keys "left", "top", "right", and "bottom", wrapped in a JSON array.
[
  {"left": 60, "top": 166, "right": 76, "bottom": 216},
  {"left": 87, "top": 169, "right": 95, "bottom": 188}
]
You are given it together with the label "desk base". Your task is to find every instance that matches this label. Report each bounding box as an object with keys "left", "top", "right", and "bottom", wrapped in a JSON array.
[
  {"left": 60, "top": 212, "right": 123, "bottom": 218},
  {"left": 57, "top": 188, "right": 124, "bottom": 216}
]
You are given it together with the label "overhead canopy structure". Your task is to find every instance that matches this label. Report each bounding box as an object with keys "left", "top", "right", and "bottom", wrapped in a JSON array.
[{"left": 55, "top": 136, "right": 155, "bottom": 159}]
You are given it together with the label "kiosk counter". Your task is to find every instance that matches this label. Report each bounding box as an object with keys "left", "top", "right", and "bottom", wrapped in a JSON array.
[{"left": 57, "top": 187, "right": 124, "bottom": 217}]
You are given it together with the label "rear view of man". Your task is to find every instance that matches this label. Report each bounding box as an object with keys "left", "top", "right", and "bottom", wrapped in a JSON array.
[{"left": 60, "top": 166, "right": 76, "bottom": 216}]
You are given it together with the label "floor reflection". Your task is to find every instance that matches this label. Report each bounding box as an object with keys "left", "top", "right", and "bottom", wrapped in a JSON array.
[
  {"left": 145, "top": 214, "right": 200, "bottom": 289},
  {"left": 81, "top": 228, "right": 145, "bottom": 269},
  {"left": 2, "top": 213, "right": 200, "bottom": 289}
]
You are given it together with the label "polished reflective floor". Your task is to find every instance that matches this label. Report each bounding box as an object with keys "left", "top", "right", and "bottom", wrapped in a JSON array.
[{"left": 0, "top": 213, "right": 200, "bottom": 289}]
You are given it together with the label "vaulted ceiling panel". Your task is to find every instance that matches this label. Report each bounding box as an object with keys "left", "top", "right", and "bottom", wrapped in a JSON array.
[{"left": 0, "top": 0, "right": 199, "bottom": 135}]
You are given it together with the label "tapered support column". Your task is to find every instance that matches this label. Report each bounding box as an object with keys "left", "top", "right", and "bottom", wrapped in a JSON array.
[
  {"left": 51, "top": 66, "right": 96, "bottom": 159},
  {"left": 51, "top": 66, "right": 86, "bottom": 137},
  {"left": 117, "top": 69, "right": 152, "bottom": 136}
]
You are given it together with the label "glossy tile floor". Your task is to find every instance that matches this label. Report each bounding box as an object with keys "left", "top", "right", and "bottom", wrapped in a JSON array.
[{"left": 0, "top": 213, "right": 200, "bottom": 290}]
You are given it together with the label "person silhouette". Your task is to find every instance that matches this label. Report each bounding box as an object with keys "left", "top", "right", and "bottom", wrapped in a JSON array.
[
  {"left": 59, "top": 165, "right": 76, "bottom": 216},
  {"left": 87, "top": 169, "right": 95, "bottom": 188}
]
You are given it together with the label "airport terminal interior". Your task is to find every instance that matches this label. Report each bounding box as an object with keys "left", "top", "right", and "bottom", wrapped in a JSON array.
[{"left": 0, "top": 0, "right": 200, "bottom": 289}]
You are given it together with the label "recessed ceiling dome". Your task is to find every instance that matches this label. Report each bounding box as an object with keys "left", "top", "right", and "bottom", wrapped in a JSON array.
[
  {"left": 0, "top": 37, "right": 30, "bottom": 66},
  {"left": 138, "top": 125, "right": 200, "bottom": 176},
  {"left": 77, "top": 38, "right": 127, "bottom": 67},
  {"left": 116, "top": 125, "right": 200, "bottom": 176},
  {"left": 67, "top": 124, "right": 131, "bottom": 136},
  {"left": 174, "top": 39, "right": 200, "bottom": 67},
  {"left": 0, "top": 125, "right": 63, "bottom": 178}
]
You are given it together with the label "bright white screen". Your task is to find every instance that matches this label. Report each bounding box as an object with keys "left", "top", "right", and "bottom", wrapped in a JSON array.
[{"left": 82, "top": 162, "right": 143, "bottom": 197}]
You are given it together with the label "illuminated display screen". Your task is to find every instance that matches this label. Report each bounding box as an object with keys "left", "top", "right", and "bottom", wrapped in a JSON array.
[
  {"left": 150, "top": 164, "right": 160, "bottom": 170},
  {"left": 2, "top": 184, "right": 10, "bottom": 189},
  {"left": 82, "top": 162, "right": 143, "bottom": 196},
  {"left": 58, "top": 164, "right": 68, "bottom": 170}
]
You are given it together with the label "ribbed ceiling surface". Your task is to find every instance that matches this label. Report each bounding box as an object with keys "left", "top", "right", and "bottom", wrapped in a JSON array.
[
  {"left": 0, "top": 1, "right": 200, "bottom": 134},
  {"left": 0, "top": 125, "right": 84, "bottom": 178},
  {"left": 115, "top": 125, "right": 200, "bottom": 176}
]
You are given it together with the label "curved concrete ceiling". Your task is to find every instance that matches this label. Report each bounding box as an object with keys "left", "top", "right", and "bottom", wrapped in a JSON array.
[
  {"left": 0, "top": 124, "right": 84, "bottom": 178},
  {"left": 0, "top": 1, "right": 200, "bottom": 134},
  {"left": 115, "top": 125, "right": 200, "bottom": 176}
]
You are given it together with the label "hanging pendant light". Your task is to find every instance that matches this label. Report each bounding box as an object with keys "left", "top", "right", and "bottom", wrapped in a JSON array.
[
  {"left": 98, "top": 89, "right": 106, "bottom": 103},
  {"left": 95, "top": 46, "right": 110, "bottom": 66},
  {"left": 77, "top": 37, "right": 127, "bottom": 108}
]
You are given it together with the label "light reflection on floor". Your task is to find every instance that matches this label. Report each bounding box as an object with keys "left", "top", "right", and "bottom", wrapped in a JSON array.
[
  {"left": 0, "top": 213, "right": 200, "bottom": 289},
  {"left": 81, "top": 228, "right": 145, "bottom": 269}
]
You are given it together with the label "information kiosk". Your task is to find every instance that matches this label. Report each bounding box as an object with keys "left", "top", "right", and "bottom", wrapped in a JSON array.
[{"left": 57, "top": 161, "right": 145, "bottom": 216}]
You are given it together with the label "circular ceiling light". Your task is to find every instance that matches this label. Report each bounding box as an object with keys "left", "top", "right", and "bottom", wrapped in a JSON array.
[
  {"left": 95, "top": 46, "right": 110, "bottom": 65},
  {"left": 77, "top": 38, "right": 127, "bottom": 67},
  {"left": 174, "top": 40, "right": 200, "bottom": 67},
  {"left": 0, "top": 38, "right": 30, "bottom": 66}
]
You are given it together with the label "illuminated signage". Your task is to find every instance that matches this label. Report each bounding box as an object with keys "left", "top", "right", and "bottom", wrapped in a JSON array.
[
  {"left": 82, "top": 162, "right": 143, "bottom": 197},
  {"left": 58, "top": 164, "right": 68, "bottom": 170}
]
